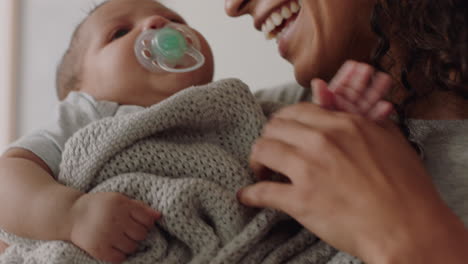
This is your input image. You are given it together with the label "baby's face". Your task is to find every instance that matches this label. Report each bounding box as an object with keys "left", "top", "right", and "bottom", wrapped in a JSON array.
[{"left": 78, "top": 0, "right": 214, "bottom": 106}]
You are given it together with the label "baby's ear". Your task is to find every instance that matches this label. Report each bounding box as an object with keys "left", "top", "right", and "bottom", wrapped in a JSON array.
[{"left": 311, "top": 79, "right": 335, "bottom": 110}]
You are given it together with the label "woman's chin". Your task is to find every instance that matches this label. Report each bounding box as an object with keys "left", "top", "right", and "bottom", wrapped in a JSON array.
[
  {"left": 294, "top": 71, "right": 312, "bottom": 88},
  {"left": 293, "top": 60, "right": 319, "bottom": 88}
]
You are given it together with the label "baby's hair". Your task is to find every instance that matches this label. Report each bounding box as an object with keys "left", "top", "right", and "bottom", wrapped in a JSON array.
[{"left": 55, "top": 1, "right": 109, "bottom": 100}]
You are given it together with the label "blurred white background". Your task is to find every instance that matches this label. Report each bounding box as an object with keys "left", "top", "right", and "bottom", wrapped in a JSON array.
[
  {"left": 0, "top": 0, "right": 18, "bottom": 149},
  {"left": 0, "top": 0, "right": 294, "bottom": 148}
]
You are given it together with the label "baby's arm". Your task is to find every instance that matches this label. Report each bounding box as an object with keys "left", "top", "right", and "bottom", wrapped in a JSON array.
[
  {"left": 0, "top": 148, "right": 160, "bottom": 263},
  {"left": 0, "top": 148, "right": 81, "bottom": 241},
  {"left": 312, "top": 60, "right": 394, "bottom": 121}
]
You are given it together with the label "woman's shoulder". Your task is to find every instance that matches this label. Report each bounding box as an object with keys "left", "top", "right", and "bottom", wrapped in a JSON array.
[{"left": 254, "top": 82, "right": 312, "bottom": 105}]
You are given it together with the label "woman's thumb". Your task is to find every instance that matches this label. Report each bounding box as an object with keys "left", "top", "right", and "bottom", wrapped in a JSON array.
[{"left": 237, "top": 182, "right": 293, "bottom": 212}]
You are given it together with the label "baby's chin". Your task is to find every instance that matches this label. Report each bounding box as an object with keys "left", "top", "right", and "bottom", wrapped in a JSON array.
[{"left": 177, "top": 72, "right": 213, "bottom": 88}]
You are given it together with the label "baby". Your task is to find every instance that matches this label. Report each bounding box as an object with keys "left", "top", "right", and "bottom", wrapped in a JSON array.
[{"left": 0, "top": 0, "right": 393, "bottom": 263}]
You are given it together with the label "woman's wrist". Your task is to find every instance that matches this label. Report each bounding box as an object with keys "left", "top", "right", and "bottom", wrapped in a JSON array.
[{"left": 373, "top": 205, "right": 468, "bottom": 264}]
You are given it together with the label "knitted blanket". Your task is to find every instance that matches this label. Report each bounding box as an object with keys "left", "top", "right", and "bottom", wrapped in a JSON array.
[{"left": 0, "top": 79, "right": 359, "bottom": 263}]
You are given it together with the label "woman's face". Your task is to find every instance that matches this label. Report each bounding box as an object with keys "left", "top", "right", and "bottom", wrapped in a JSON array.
[{"left": 225, "top": 0, "right": 377, "bottom": 87}]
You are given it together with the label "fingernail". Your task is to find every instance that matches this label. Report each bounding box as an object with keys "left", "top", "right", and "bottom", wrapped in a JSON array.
[
  {"left": 346, "top": 60, "right": 356, "bottom": 66},
  {"left": 251, "top": 142, "right": 259, "bottom": 154},
  {"left": 236, "top": 189, "right": 244, "bottom": 201},
  {"left": 154, "top": 211, "right": 162, "bottom": 219}
]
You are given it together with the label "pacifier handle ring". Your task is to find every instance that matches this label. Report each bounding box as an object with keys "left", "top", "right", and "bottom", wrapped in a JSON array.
[
  {"left": 134, "top": 23, "right": 205, "bottom": 73},
  {"left": 156, "top": 46, "right": 205, "bottom": 73},
  {"left": 168, "top": 23, "right": 201, "bottom": 51}
]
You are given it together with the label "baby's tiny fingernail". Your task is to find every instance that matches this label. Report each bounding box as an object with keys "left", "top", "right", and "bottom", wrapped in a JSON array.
[{"left": 154, "top": 211, "right": 162, "bottom": 219}]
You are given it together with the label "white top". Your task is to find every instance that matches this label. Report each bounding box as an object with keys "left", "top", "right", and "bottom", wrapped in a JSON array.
[{"left": 8, "top": 92, "right": 145, "bottom": 177}]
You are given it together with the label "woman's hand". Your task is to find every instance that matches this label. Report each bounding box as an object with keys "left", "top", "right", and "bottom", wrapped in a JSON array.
[{"left": 238, "top": 103, "right": 468, "bottom": 263}]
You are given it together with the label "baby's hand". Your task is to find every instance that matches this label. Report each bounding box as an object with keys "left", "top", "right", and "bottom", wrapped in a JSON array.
[
  {"left": 312, "top": 60, "right": 394, "bottom": 121},
  {"left": 68, "top": 192, "right": 161, "bottom": 264},
  {"left": 0, "top": 240, "right": 8, "bottom": 253}
]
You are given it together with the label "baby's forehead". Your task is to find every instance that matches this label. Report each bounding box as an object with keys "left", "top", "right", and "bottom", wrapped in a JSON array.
[
  {"left": 76, "top": 0, "right": 184, "bottom": 48},
  {"left": 87, "top": 0, "right": 179, "bottom": 26}
]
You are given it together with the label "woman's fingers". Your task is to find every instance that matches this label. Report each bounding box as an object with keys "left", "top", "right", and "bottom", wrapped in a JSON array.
[
  {"left": 260, "top": 116, "right": 345, "bottom": 162},
  {"left": 243, "top": 99, "right": 435, "bottom": 262},
  {"left": 267, "top": 104, "right": 370, "bottom": 162},
  {"left": 272, "top": 103, "right": 330, "bottom": 126},
  {"left": 249, "top": 159, "right": 274, "bottom": 181},
  {"left": 250, "top": 137, "right": 317, "bottom": 183},
  {"left": 237, "top": 182, "right": 294, "bottom": 212},
  {"left": 272, "top": 103, "right": 368, "bottom": 142}
]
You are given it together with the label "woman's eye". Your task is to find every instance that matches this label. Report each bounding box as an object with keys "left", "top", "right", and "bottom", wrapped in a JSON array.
[{"left": 111, "top": 28, "right": 130, "bottom": 41}]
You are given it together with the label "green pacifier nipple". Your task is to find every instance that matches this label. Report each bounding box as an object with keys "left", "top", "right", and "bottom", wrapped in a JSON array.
[
  {"left": 152, "top": 27, "right": 188, "bottom": 63},
  {"left": 135, "top": 22, "right": 205, "bottom": 73}
]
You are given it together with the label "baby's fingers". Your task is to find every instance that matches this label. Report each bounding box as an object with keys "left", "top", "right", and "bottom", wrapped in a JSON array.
[
  {"left": 125, "top": 220, "right": 149, "bottom": 241},
  {"left": 330, "top": 60, "right": 371, "bottom": 103},
  {"left": 130, "top": 200, "right": 161, "bottom": 229},
  {"left": 311, "top": 79, "right": 335, "bottom": 110},
  {"left": 0, "top": 240, "right": 8, "bottom": 253},
  {"left": 112, "top": 234, "right": 138, "bottom": 255},
  {"left": 94, "top": 246, "right": 126, "bottom": 264},
  {"left": 367, "top": 101, "right": 394, "bottom": 121},
  {"left": 359, "top": 72, "right": 393, "bottom": 112}
]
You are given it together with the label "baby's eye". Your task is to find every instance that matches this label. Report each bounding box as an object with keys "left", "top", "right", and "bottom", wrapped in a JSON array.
[
  {"left": 111, "top": 28, "right": 131, "bottom": 41},
  {"left": 169, "top": 18, "right": 186, "bottom": 24}
]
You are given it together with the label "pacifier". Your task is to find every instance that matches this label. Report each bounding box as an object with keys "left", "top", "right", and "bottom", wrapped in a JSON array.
[{"left": 135, "top": 23, "right": 205, "bottom": 73}]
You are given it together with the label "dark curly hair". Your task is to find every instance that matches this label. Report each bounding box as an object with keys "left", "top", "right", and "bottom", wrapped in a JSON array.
[{"left": 370, "top": 0, "right": 468, "bottom": 137}]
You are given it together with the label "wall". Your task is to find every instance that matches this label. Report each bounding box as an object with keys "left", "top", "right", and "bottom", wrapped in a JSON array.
[
  {"left": 16, "top": 0, "right": 294, "bottom": 137},
  {"left": 0, "top": 0, "right": 18, "bottom": 149}
]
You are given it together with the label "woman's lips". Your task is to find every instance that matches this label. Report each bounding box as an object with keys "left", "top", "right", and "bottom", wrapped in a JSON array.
[
  {"left": 277, "top": 14, "right": 299, "bottom": 59},
  {"left": 260, "top": 0, "right": 301, "bottom": 39},
  {"left": 257, "top": 0, "right": 302, "bottom": 60}
]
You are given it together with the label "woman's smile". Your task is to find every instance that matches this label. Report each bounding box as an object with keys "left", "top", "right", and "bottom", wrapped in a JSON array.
[
  {"left": 258, "top": 0, "right": 302, "bottom": 59},
  {"left": 259, "top": 0, "right": 301, "bottom": 40}
]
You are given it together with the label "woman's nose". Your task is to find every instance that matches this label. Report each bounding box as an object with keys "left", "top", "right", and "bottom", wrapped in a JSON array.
[
  {"left": 142, "top": 15, "right": 170, "bottom": 31},
  {"left": 225, "top": 0, "right": 250, "bottom": 17}
]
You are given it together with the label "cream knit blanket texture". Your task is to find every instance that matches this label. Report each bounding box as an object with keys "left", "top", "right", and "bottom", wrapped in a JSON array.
[{"left": 0, "top": 79, "right": 360, "bottom": 263}]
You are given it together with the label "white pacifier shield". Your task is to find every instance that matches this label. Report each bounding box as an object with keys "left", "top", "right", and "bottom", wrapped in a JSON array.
[{"left": 134, "top": 23, "right": 205, "bottom": 73}]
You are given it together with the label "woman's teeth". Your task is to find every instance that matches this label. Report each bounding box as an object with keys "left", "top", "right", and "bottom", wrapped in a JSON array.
[{"left": 261, "top": 0, "right": 301, "bottom": 40}]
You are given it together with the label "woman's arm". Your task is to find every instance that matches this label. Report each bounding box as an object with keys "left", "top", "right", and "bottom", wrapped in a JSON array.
[
  {"left": 238, "top": 103, "right": 468, "bottom": 264},
  {"left": 0, "top": 148, "right": 84, "bottom": 241}
]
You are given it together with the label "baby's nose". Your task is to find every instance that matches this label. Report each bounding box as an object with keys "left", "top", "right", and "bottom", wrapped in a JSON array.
[{"left": 142, "top": 16, "right": 170, "bottom": 31}]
